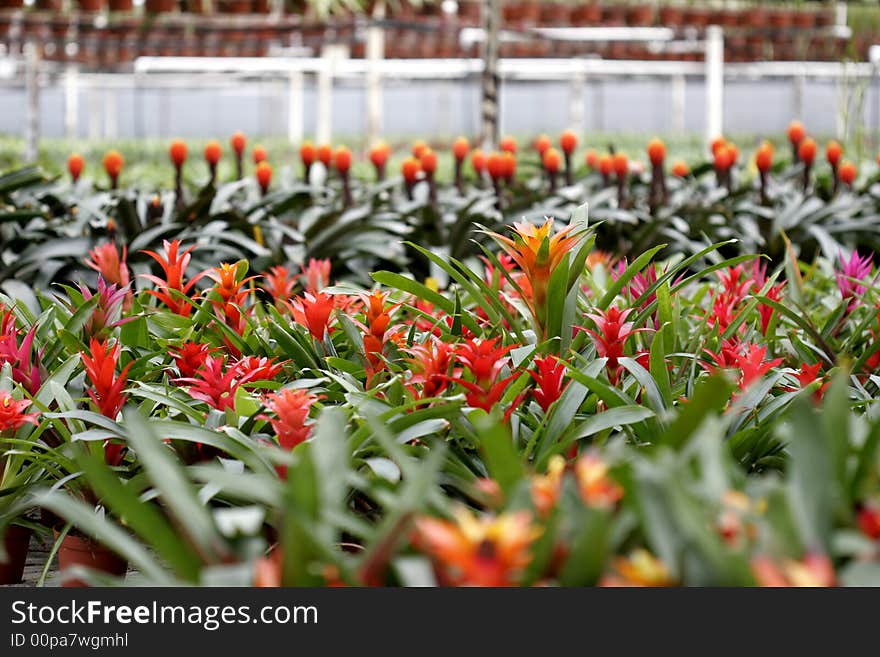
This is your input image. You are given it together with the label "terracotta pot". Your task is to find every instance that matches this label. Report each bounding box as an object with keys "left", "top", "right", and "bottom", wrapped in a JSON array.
[
  {"left": 602, "top": 5, "right": 626, "bottom": 26},
  {"left": 217, "top": 0, "right": 250, "bottom": 13},
  {"left": 682, "top": 7, "right": 709, "bottom": 27},
  {"left": 744, "top": 8, "right": 767, "bottom": 29},
  {"left": 253, "top": 0, "right": 270, "bottom": 13},
  {"left": 108, "top": 0, "right": 134, "bottom": 10},
  {"left": 626, "top": 4, "right": 654, "bottom": 27},
  {"left": 540, "top": 2, "right": 570, "bottom": 25},
  {"left": 792, "top": 10, "right": 815, "bottom": 29},
  {"left": 658, "top": 6, "right": 682, "bottom": 27},
  {"left": 0, "top": 525, "right": 32, "bottom": 585},
  {"left": 77, "top": 0, "right": 104, "bottom": 10},
  {"left": 768, "top": 8, "right": 792, "bottom": 29},
  {"left": 571, "top": 3, "right": 601, "bottom": 25},
  {"left": 145, "top": 0, "right": 176, "bottom": 12},
  {"left": 57, "top": 532, "right": 127, "bottom": 587},
  {"left": 0, "top": 0, "right": 24, "bottom": 8},
  {"left": 815, "top": 10, "right": 833, "bottom": 28}
]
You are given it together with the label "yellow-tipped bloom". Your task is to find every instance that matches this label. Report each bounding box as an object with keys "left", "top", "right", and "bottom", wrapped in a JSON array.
[
  {"left": 488, "top": 218, "right": 584, "bottom": 336},
  {"left": 601, "top": 549, "right": 673, "bottom": 587},
  {"left": 531, "top": 454, "right": 566, "bottom": 517},
  {"left": 414, "top": 507, "right": 541, "bottom": 586},
  {"left": 574, "top": 453, "right": 623, "bottom": 509}
]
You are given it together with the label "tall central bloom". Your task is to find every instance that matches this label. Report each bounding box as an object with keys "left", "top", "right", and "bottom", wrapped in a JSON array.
[
  {"left": 414, "top": 508, "right": 541, "bottom": 586},
  {"left": 488, "top": 218, "right": 583, "bottom": 336}
]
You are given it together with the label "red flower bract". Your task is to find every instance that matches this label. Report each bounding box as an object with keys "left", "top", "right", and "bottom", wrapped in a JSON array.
[
  {"left": 171, "top": 342, "right": 218, "bottom": 379},
  {"left": 259, "top": 387, "right": 318, "bottom": 452},
  {"left": 81, "top": 338, "right": 131, "bottom": 420},
  {"left": 528, "top": 355, "right": 567, "bottom": 412},
  {"left": 0, "top": 390, "right": 39, "bottom": 433},
  {"left": 140, "top": 240, "right": 206, "bottom": 316},
  {"left": 290, "top": 291, "right": 335, "bottom": 341},
  {"left": 178, "top": 355, "right": 261, "bottom": 412}
]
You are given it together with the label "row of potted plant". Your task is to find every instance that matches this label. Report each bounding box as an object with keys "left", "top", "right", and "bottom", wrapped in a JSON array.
[{"left": 0, "top": 194, "right": 879, "bottom": 585}]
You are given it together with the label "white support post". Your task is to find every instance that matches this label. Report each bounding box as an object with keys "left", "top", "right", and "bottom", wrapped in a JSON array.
[
  {"left": 671, "top": 73, "right": 686, "bottom": 136},
  {"left": 569, "top": 69, "right": 585, "bottom": 134},
  {"left": 793, "top": 66, "right": 805, "bottom": 125},
  {"left": 104, "top": 86, "right": 117, "bottom": 140},
  {"left": 366, "top": 0, "right": 385, "bottom": 146},
  {"left": 705, "top": 25, "right": 724, "bottom": 147},
  {"left": 316, "top": 45, "right": 347, "bottom": 146},
  {"left": 287, "top": 67, "right": 304, "bottom": 144},
  {"left": 23, "top": 42, "right": 39, "bottom": 163},
  {"left": 64, "top": 63, "right": 79, "bottom": 139},
  {"left": 88, "top": 82, "right": 101, "bottom": 140}
]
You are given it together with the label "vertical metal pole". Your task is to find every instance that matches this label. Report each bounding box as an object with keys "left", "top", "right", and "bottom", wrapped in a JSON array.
[
  {"left": 793, "top": 65, "right": 805, "bottom": 125},
  {"left": 105, "top": 84, "right": 118, "bottom": 140},
  {"left": 705, "top": 25, "right": 724, "bottom": 146},
  {"left": 287, "top": 66, "right": 304, "bottom": 144},
  {"left": 88, "top": 81, "right": 101, "bottom": 141},
  {"left": 366, "top": 0, "right": 385, "bottom": 145},
  {"left": 65, "top": 63, "right": 79, "bottom": 139},
  {"left": 569, "top": 68, "right": 585, "bottom": 134},
  {"left": 594, "top": 77, "right": 605, "bottom": 133},
  {"left": 480, "top": 0, "right": 501, "bottom": 149},
  {"left": 23, "top": 42, "right": 40, "bottom": 163},
  {"left": 671, "top": 73, "right": 686, "bottom": 136},
  {"left": 317, "top": 45, "right": 345, "bottom": 145}
]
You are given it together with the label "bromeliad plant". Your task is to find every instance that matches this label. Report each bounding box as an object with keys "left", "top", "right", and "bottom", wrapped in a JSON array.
[{"left": 0, "top": 199, "right": 879, "bottom": 587}]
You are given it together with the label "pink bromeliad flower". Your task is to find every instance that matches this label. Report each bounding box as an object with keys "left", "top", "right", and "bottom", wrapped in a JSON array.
[
  {"left": 577, "top": 306, "right": 644, "bottom": 384},
  {"left": 79, "top": 277, "right": 135, "bottom": 340},
  {"left": 836, "top": 250, "right": 873, "bottom": 310},
  {"left": 301, "top": 258, "right": 332, "bottom": 294},
  {"left": 0, "top": 307, "right": 43, "bottom": 396}
]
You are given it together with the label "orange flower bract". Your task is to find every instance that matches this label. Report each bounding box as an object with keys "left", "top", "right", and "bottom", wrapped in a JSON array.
[
  {"left": 559, "top": 129, "right": 578, "bottom": 155},
  {"left": 452, "top": 136, "right": 470, "bottom": 161},
  {"left": 252, "top": 144, "right": 267, "bottom": 165},
  {"left": 67, "top": 153, "right": 84, "bottom": 181},
  {"left": 102, "top": 150, "right": 124, "bottom": 179},
  {"left": 230, "top": 131, "right": 246, "bottom": 155},
  {"left": 334, "top": 146, "right": 352, "bottom": 174},
  {"left": 646, "top": 137, "right": 665, "bottom": 166},
  {"left": 414, "top": 507, "right": 541, "bottom": 586},
  {"left": 542, "top": 147, "right": 561, "bottom": 174},
  {"left": 255, "top": 161, "right": 272, "bottom": 192},
  {"left": 169, "top": 139, "right": 188, "bottom": 168},
  {"left": 203, "top": 140, "right": 222, "bottom": 165}
]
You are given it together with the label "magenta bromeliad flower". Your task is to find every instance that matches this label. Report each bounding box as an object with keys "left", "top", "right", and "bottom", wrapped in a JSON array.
[
  {"left": 836, "top": 250, "right": 874, "bottom": 309},
  {"left": 79, "top": 277, "right": 135, "bottom": 340},
  {"left": 0, "top": 307, "right": 43, "bottom": 396}
]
